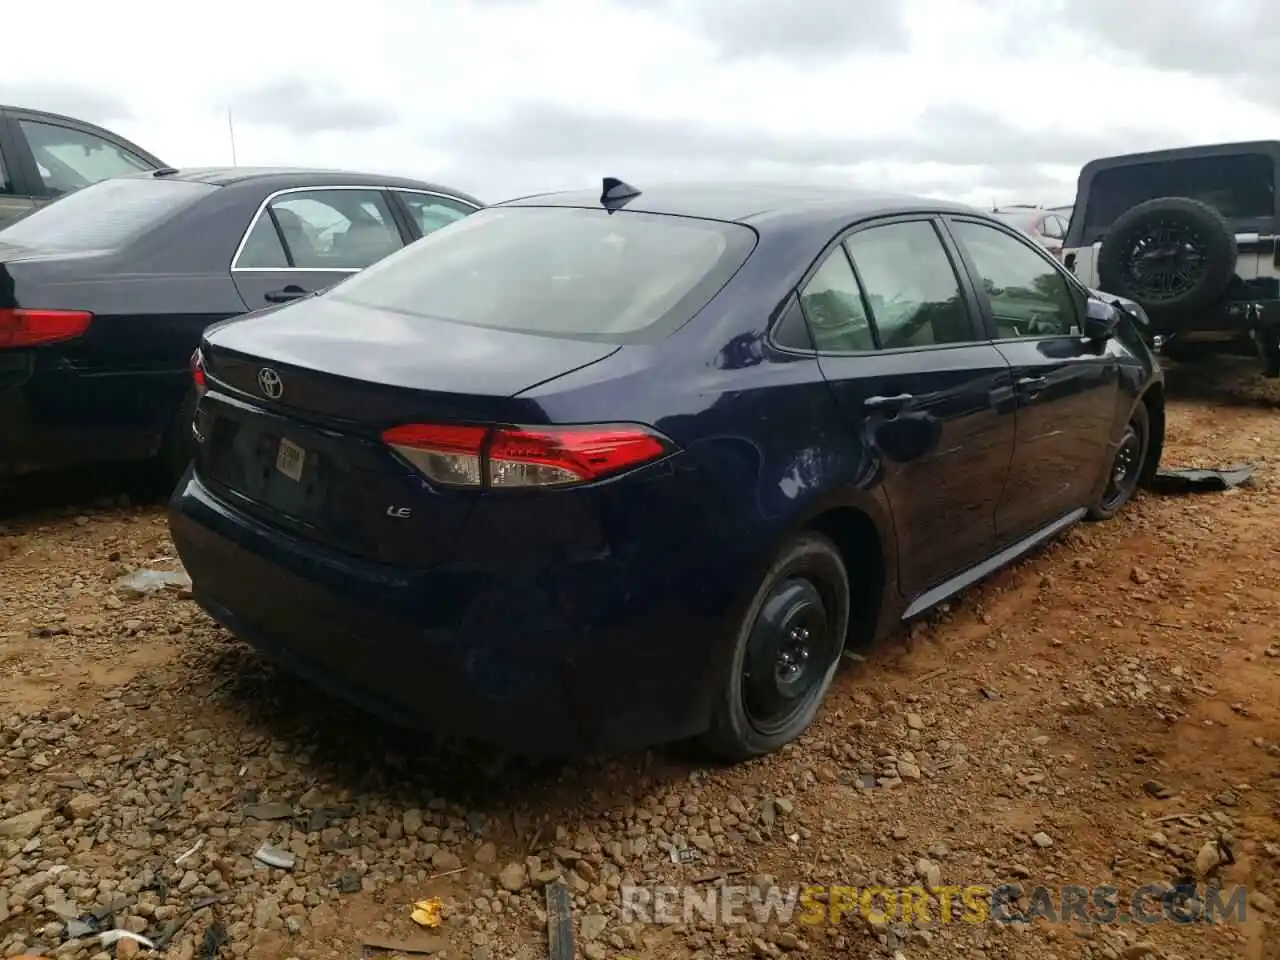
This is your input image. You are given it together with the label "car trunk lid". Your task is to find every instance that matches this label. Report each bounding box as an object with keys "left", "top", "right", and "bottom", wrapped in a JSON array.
[{"left": 195, "top": 296, "right": 621, "bottom": 564}]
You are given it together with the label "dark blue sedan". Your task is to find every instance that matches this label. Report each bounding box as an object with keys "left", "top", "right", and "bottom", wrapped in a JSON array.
[{"left": 168, "top": 179, "right": 1164, "bottom": 760}]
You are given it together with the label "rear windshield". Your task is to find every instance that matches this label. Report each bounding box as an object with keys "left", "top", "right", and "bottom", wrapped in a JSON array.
[
  {"left": 0, "top": 176, "right": 216, "bottom": 250},
  {"left": 329, "top": 205, "right": 757, "bottom": 343},
  {"left": 1085, "top": 153, "right": 1275, "bottom": 231}
]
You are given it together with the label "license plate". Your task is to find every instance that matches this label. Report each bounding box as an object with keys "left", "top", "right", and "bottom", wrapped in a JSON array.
[{"left": 275, "top": 437, "right": 306, "bottom": 482}]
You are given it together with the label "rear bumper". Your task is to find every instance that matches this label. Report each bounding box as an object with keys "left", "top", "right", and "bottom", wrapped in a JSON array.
[
  {"left": 0, "top": 356, "right": 177, "bottom": 475},
  {"left": 0, "top": 394, "right": 159, "bottom": 474},
  {"left": 168, "top": 468, "right": 724, "bottom": 756}
]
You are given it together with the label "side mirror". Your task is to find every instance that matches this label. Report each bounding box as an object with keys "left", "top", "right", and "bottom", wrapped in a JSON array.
[{"left": 1083, "top": 298, "right": 1119, "bottom": 339}]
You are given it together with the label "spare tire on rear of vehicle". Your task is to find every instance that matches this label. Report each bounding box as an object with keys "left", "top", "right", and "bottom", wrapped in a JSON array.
[{"left": 1096, "top": 196, "right": 1237, "bottom": 320}]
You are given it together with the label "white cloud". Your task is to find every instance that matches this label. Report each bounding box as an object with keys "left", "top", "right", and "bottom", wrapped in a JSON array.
[{"left": 2, "top": 0, "right": 1278, "bottom": 206}]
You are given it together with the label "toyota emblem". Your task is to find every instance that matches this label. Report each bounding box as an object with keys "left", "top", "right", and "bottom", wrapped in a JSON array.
[{"left": 257, "top": 367, "right": 284, "bottom": 399}]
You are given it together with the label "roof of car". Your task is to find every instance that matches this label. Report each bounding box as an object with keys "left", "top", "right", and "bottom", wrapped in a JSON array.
[
  {"left": 1079, "top": 140, "right": 1280, "bottom": 174},
  {"left": 131, "top": 167, "right": 483, "bottom": 204},
  {"left": 500, "top": 181, "right": 985, "bottom": 231}
]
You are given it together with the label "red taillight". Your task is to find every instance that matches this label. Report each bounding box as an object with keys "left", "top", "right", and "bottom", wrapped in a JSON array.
[
  {"left": 190, "top": 348, "right": 207, "bottom": 394},
  {"left": 0, "top": 308, "right": 93, "bottom": 347},
  {"left": 381, "top": 422, "right": 674, "bottom": 488}
]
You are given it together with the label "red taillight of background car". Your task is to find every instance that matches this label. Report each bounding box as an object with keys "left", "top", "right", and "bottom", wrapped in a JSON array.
[
  {"left": 190, "top": 347, "right": 207, "bottom": 394},
  {"left": 0, "top": 307, "right": 93, "bottom": 347},
  {"left": 381, "top": 422, "right": 675, "bottom": 488}
]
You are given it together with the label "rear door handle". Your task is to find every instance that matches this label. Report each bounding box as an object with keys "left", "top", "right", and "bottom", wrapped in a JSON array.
[
  {"left": 1017, "top": 376, "right": 1048, "bottom": 391},
  {"left": 264, "top": 285, "right": 308, "bottom": 303},
  {"left": 864, "top": 393, "right": 914, "bottom": 410}
]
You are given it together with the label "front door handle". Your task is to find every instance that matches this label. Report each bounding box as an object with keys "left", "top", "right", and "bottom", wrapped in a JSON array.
[
  {"left": 864, "top": 393, "right": 914, "bottom": 410},
  {"left": 1017, "top": 376, "right": 1048, "bottom": 392},
  {"left": 264, "top": 285, "right": 307, "bottom": 303}
]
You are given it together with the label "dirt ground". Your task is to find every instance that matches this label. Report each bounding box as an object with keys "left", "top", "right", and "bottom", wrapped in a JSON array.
[{"left": 2, "top": 360, "right": 1278, "bottom": 960}]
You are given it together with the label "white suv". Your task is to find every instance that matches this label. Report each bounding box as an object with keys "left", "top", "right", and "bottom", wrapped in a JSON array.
[{"left": 1061, "top": 141, "right": 1280, "bottom": 376}]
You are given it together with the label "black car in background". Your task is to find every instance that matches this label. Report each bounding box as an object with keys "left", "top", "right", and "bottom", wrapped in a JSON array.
[
  {"left": 0, "top": 104, "right": 167, "bottom": 226},
  {"left": 0, "top": 168, "right": 482, "bottom": 478}
]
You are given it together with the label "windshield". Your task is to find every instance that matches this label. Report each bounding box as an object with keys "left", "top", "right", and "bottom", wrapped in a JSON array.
[
  {"left": 1085, "top": 153, "right": 1275, "bottom": 230},
  {"left": 0, "top": 176, "right": 216, "bottom": 251},
  {"left": 329, "top": 205, "right": 757, "bottom": 343}
]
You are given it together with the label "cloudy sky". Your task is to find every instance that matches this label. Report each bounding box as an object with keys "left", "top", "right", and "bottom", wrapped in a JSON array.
[{"left": 4, "top": 0, "right": 1278, "bottom": 207}]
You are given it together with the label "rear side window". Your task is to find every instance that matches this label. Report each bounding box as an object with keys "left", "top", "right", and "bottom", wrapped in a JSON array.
[
  {"left": 19, "top": 119, "right": 155, "bottom": 197},
  {"left": 798, "top": 247, "right": 874, "bottom": 352},
  {"left": 845, "top": 221, "right": 974, "bottom": 348},
  {"left": 330, "top": 205, "right": 756, "bottom": 343},
  {"left": 236, "top": 189, "right": 403, "bottom": 270},
  {"left": 0, "top": 177, "right": 215, "bottom": 250},
  {"left": 1085, "top": 153, "right": 1275, "bottom": 230}
]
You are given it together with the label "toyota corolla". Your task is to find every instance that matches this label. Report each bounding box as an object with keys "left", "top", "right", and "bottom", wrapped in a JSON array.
[{"left": 169, "top": 179, "right": 1164, "bottom": 760}]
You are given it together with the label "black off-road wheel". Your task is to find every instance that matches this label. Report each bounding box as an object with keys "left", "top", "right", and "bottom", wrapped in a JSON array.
[
  {"left": 699, "top": 532, "right": 850, "bottom": 762},
  {"left": 1088, "top": 401, "right": 1151, "bottom": 521},
  {"left": 1097, "top": 197, "right": 1237, "bottom": 321}
]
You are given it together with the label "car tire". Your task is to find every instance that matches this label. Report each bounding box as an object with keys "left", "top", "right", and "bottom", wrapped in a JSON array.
[
  {"left": 1097, "top": 197, "right": 1237, "bottom": 321},
  {"left": 1087, "top": 401, "right": 1151, "bottom": 521},
  {"left": 699, "top": 532, "right": 850, "bottom": 762}
]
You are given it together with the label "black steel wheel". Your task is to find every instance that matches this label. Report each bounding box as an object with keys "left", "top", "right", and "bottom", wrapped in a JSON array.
[
  {"left": 1088, "top": 401, "right": 1150, "bottom": 521},
  {"left": 700, "top": 532, "right": 850, "bottom": 761}
]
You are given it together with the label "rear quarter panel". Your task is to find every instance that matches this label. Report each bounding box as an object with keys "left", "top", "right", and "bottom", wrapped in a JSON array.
[{"left": 511, "top": 243, "right": 897, "bottom": 624}]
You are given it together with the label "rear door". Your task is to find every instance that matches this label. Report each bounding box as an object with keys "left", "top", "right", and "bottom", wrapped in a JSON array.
[
  {"left": 231, "top": 186, "right": 413, "bottom": 309},
  {"left": 799, "top": 216, "right": 1017, "bottom": 598},
  {"left": 943, "top": 216, "right": 1120, "bottom": 544},
  {"left": 0, "top": 112, "right": 36, "bottom": 226}
]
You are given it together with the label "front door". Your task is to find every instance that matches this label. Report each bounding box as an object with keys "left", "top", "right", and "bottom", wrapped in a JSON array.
[
  {"left": 231, "top": 187, "right": 409, "bottom": 310},
  {"left": 944, "top": 217, "right": 1120, "bottom": 543},
  {"left": 802, "top": 217, "right": 1017, "bottom": 598}
]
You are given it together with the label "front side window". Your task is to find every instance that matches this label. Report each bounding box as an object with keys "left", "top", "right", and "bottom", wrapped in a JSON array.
[
  {"left": 236, "top": 189, "right": 403, "bottom": 270},
  {"left": 397, "top": 192, "right": 476, "bottom": 236},
  {"left": 798, "top": 247, "right": 874, "bottom": 352},
  {"left": 845, "top": 220, "right": 974, "bottom": 348},
  {"left": 19, "top": 120, "right": 153, "bottom": 197},
  {"left": 329, "top": 205, "right": 756, "bottom": 343},
  {"left": 949, "top": 219, "right": 1077, "bottom": 339}
]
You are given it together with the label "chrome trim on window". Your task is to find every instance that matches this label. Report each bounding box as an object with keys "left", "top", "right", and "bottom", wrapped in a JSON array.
[{"left": 230, "top": 184, "right": 481, "bottom": 273}]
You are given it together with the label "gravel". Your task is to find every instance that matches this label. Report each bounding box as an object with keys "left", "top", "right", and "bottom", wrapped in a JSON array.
[{"left": 2, "top": 366, "right": 1279, "bottom": 960}]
